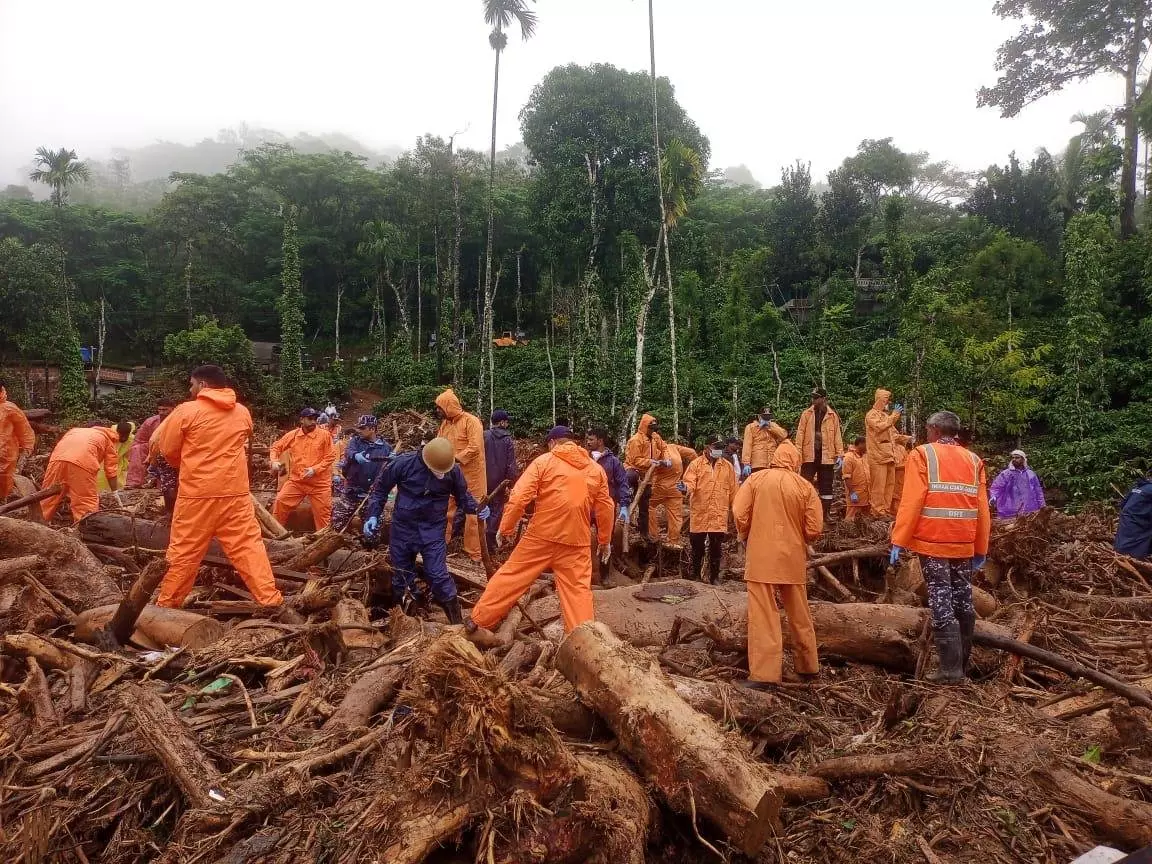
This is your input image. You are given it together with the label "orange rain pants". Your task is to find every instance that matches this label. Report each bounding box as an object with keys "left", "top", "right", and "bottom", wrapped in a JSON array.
[
  {"left": 274, "top": 479, "right": 332, "bottom": 531},
  {"left": 746, "top": 582, "right": 819, "bottom": 683},
  {"left": 41, "top": 460, "right": 100, "bottom": 523},
  {"left": 648, "top": 486, "right": 684, "bottom": 543},
  {"left": 158, "top": 494, "right": 283, "bottom": 608},
  {"left": 868, "top": 460, "right": 896, "bottom": 517},
  {"left": 470, "top": 534, "right": 594, "bottom": 633}
]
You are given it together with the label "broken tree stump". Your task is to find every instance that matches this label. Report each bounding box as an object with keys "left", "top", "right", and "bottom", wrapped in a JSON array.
[
  {"left": 106, "top": 558, "right": 169, "bottom": 647},
  {"left": 76, "top": 604, "right": 227, "bottom": 650},
  {"left": 120, "top": 683, "right": 223, "bottom": 809},
  {"left": 556, "top": 620, "right": 786, "bottom": 857}
]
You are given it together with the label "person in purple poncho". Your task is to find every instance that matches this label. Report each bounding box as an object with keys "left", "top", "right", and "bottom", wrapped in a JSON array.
[{"left": 989, "top": 449, "right": 1046, "bottom": 518}]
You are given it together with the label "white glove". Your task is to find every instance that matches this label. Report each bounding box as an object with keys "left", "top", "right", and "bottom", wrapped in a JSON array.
[
  {"left": 600, "top": 544, "right": 612, "bottom": 564},
  {"left": 112, "top": 491, "right": 125, "bottom": 506},
  {"left": 496, "top": 534, "right": 508, "bottom": 550},
  {"left": 302, "top": 467, "right": 316, "bottom": 480},
  {"left": 270, "top": 461, "right": 283, "bottom": 474}
]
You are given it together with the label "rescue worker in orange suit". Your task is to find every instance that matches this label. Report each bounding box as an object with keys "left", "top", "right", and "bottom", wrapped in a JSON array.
[
  {"left": 152, "top": 366, "right": 284, "bottom": 610},
  {"left": 0, "top": 381, "right": 35, "bottom": 501},
  {"left": 794, "top": 389, "right": 844, "bottom": 520},
  {"left": 649, "top": 442, "right": 692, "bottom": 545},
  {"left": 733, "top": 440, "right": 823, "bottom": 688},
  {"left": 741, "top": 408, "right": 789, "bottom": 478},
  {"left": 624, "top": 413, "right": 669, "bottom": 543},
  {"left": 890, "top": 433, "right": 914, "bottom": 516},
  {"left": 842, "top": 436, "right": 871, "bottom": 519},
  {"left": 683, "top": 435, "right": 738, "bottom": 583},
  {"left": 466, "top": 426, "right": 614, "bottom": 646},
  {"left": 891, "top": 410, "right": 991, "bottom": 683},
  {"left": 435, "top": 389, "right": 486, "bottom": 562},
  {"left": 42, "top": 423, "right": 130, "bottom": 523},
  {"left": 270, "top": 408, "right": 338, "bottom": 531},
  {"left": 865, "top": 389, "right": 904, "bottom": 516}
]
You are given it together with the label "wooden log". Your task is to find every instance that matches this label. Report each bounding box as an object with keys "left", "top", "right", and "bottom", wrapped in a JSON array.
[
  {"left": 498, "top": 639, "right": 542, "bottom": 677},
  {"left": 286, "top": 531, "right": 349, "bottom": 572},
  {"left": 556, "top": 620, "right": 784, "bottom": 857},
  {"left": 809, "top": 748, "right": 944, "bottom": 780},
  {"left": 808, "top": 544, "right": 855, "bottom": 601},
  {"left": 120, "top": 683, "right": 223, "bottom": 810},
  {"left": 68, "top": 659, "right": 97, "bottom": 714},
  {"left": 0, "top": 554, "right": 41, "bottom": 577},
  {"left": 1035, "top": 767, "right": 1152, "bottom": 848},
  {"left": 533, "top": 581, "right": 1014, "bottom": 673},
  {"left": 321, "top": 664, "right": 406, "bottom": 733},
  {"left": 251, "top": 494, "right": 290, "bottom": 540},
  {"left": 1042, "top": 675, "right": 1152, "bottom": 721},
  {"left": 19, "top": 657, "right": 60, "bottom": 728},
  {"left": 807, "top": 544, "right": 889, "bottom": 570},
  {"left": 0, "top": 517, "right": 121, "bottom": 611},
  {"left": 75, "top": 604, "right": 227, "bottom": 650},
  {"left": 106, "top": 558, "right": 169, "bottom": 647},
  {"left": 330, "top": 598, "right": 385, "bottom": 656},
  {"left": 6, "top": 475, "right": 45, "bottom": 521},
  {"left": 1056, "top": 590, "right": 1152, "bottom": 616},
  {"left": 0, "top": 484, "right": 61, "bottom": 516},
  {"left": 2, "top": 633, "right": 76, "bottom": 670}
]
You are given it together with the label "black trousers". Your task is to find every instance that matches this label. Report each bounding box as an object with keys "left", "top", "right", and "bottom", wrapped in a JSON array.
[
  {"left": 801, "top": 461, "right": 835, "bottom": 517},
  {"left": 689, "top": 532, "right": 725, "bottom": 583}
]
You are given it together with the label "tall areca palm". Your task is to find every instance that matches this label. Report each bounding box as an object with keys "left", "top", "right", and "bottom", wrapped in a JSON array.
[
  {"left": 29, "top": 147, "right": 90, "bottom": 207},
  {"left": 480, "top": 0, "right": 537, "bottom": 413}
]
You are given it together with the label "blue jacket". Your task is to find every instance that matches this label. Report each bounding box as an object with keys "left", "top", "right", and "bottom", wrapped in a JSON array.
[
  {"left": 338, "top": 435, "right": 394, "bottom": 494},
  {"left": 1115, "top": 478, "right": 1152, "bottom": 559},
  {"left": 365, "top": 449, "right": 477, "bottom": 541},
  {"left": 484, "top": 426, "right": 519, "bottom": 492},
  {"left": 595, "top": 450, "right": 632, "bottom": 507}
]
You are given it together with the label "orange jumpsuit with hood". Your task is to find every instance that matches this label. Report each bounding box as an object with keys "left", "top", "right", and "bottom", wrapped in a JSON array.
[
  {"left": 742, "top": 420, "right": 789, "bottom": 471},
  {"left": 436, "top": 389, "right": 486, "bottom": 560},
  {"left": 41, "top": 427, "right": 120, "bottom": 523},
  {"left": 732, "top": 442, "right": 824, "bottom": 683},
  {"left": 623, "top": 413, "right": 668, "bottom": 473},
  {"left": 270, "top": 425, "right": 339, "bottom": 530},
  {"left": 683, "top": 452, "right": 737, "bottom": 533},
  {"left": 153, "top": 387, "right": 282, "bottom": 608},
  {"left": 842, "top": 444, "right": 871, "bottom": 519},
  {"left": 471, "top": 441, "right": 614, "bottom": 633},
  {"left": 890, "top": 433, "right": 914, "bottom": 516},
  {"left": 648, "top": 443, "right": 691, "bottom": 543},
  {"left": 0, "top": 386, "right": 35, "bottom": 500},
  {"left": 865, "top": 389, "right": 903, "bottom": 516}
]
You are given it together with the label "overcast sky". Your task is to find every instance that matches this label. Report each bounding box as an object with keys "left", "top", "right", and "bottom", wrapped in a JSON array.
[{"left": 0, "top": 0, "right": 1123, "bottom": 189}]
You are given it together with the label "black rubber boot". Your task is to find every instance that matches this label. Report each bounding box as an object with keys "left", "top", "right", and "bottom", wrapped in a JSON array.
[
  {"left": 957, "top": 609, "right": 976, "bottom": 675},
  {"left": 926, "top": 622, "right": 965, "bottom": 684},
  {"left": 440, "top": 597, "right": 463, "bottom": 625}
]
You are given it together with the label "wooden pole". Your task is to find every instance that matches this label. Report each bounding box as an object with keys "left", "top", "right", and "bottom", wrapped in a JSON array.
[{"left": 0, "top": 484, "right": 61, "bottom": 516}]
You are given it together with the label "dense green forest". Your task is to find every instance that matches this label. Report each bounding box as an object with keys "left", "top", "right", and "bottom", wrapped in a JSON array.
[{"left": 3, "top": 4, "right": 1152, "bottom": 506}]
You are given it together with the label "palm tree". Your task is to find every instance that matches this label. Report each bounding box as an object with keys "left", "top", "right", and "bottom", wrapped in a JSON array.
[
  {"left": 479, "top": 0, "right": 537, "bottom": 411},
  {"left": 28, "top": 147, "right": 90, "bottom": 207}
]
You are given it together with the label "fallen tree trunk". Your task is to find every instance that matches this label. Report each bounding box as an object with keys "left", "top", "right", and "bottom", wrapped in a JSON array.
[
  {"left": 1035, "top": 767, "right": 1152, "bottom": 849},
  {"left": 322, "top": 664, "right": 405, "bottom": 733},
  {"left": 75, "top": 604, "right": 227, "bottom": 650},
  {"left": 556, "top": 620, "right": 786, "bottom": 857},
  {"left": 0, "top": 517, "right": 121, "bottom": 611},
  {"left": 120, "top": 683, "right": 223, "bottom": 810},
  {"left": 537, "top": 581, "right": 1013, "bottom": 673},
  {"left": 810, "top": 748, "right": 945, "bottom": 780}
]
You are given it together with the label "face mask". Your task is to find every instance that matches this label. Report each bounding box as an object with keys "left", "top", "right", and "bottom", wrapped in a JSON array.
[
  {"left": 590, "top": 451, "right": 602, "bottom": 461},
  {"left": 432, "top": 471, "right": 446, "bottom": 480},
  {"left": 709, "top": 449, "right": 724, "bottom": 460},
  {"left": 758, "top": 418, "right": 770, "bottom": 428}
]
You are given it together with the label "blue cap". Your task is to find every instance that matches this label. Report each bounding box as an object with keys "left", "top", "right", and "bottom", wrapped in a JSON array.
[
  {"left": 546, "top": 425, "right": 573, "bottom": 443},
  {"left": 357, "top": 414, "right": 378, "bottom": 428},
  {"left": 491, "top": 409, "right": 510, "bottom": 423},
  {"left": 299, "top": 408, "right": 320, "bottom": 419}
]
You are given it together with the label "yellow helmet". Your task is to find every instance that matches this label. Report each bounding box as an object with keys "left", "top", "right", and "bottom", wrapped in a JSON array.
[{"left": 422, "top": 437, "right": 456, "bottom": 474}]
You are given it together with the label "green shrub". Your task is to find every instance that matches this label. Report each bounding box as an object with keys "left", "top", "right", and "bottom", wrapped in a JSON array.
[
  {"left": 163, "top": 317, "right": 264, "bottom": 401},
  {"left": 93, "top": 386, "right": 159, "bottom": 423}
]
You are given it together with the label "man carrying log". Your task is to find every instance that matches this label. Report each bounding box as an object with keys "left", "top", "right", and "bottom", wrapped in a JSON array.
[
  {"left": 270, "top": 408, "right": 338, "bottom": 531},
  {"left": 152, "top": 365, "right": 284, "bottom": 610},
  {"left": 466, "top": 426, "right": 614, "bottom": 646},
  {"left": 624, "top": 413, "right": 668, "bottom": 543},
  {"left": 42, "top": 423, "right": 131, "bottom": 523},
  {"left": 361, "top": 437, "right": 488, "bottom": 623},
  {"left": 0, "top": 380, "right": 35, "bottom": 502},
  {"left": 332, "top": 414, "right": 392, "bottom": 536},
  {"left": 890, "top": 410, "right": 991, "bottom": 683},
  {"left": 732, "top": 441, "right": 823, "bottom": 688}
]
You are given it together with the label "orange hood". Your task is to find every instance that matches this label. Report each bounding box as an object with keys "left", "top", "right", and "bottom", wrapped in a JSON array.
[
  {"left": 637, "top": 413, "right": 656, "bottom": 435},
  {"left": 551, "top": 441, "right": 592, "bottom": 470},
  {"left": 770, "top": 439, "right": 802, "bottom": 473},
  {"left": 436, "top": 389, "right": 463, "bottom": 420},
  {"left": 873, "top": 389, "right": 891, "bottom": 411},
  {"left": 198, "top": 387, "right": 238, "bottom": 411}
]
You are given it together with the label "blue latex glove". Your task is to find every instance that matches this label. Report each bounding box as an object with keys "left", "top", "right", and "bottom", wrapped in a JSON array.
[
  {"left": 477, "top": 505, "right": 491, "bottom": 521},
  {"left": 893, "top": 403, "right": 905, "bottom": 414},
  {"left": 676, "top": 482, "right": 687, "bottom": 494},
  {"left": 889, "top": 545, "right": 904, "bottom": 566},
  {"left": 971, "top": 555, "right": 987, "bottom": 572},
  {"left": 332, "top": 476, "right": 344, "bottom": 491},
  {"left": 835, "top": 456, "right": 844, "bottom": 470},
  {"left": 363, "top": 516, "right": 379, "bottom": 536},
  {"left": 850, "top": 492, "right": 859, "bottom": 503},
  {"left": 618, "top": 505, "right": 629, "bottom": 522},
  {"left": 741, "top": 465, "right": 752, "bottom": 479},
  {"left": 661, "top": 459, "right": 673, "bottom": 468},
  {"left": 354, "top": 451, "right": 371, "bottom": 465}
]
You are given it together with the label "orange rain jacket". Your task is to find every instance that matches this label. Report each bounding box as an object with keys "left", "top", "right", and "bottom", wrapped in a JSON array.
[
  {"left": 49, "top": 426, "right": 120, "bottom": 478},
  {"left": 864, "top": 389, "right": 902, "bottom": 464},
  {"left": 794, "top": 406, "right": 844, "bottom": 466},
  {"left": 742, "top": 420, "right": 788, "bottom": 470},
  {"left": 842, "top": 445, "right": 871, "bottom": 506},
  {"left": 436, "top": 389, "right": 486, "bottom": 493},
  {"left": 0, "top": 386, "right": 35, "bottom": 497},
  {"left": 683, "top": 454, "right": 737, "bottom": 534},
  {"left": 733, "top": 443, "right": 823, "bottom": 585},
  {"left": 155, "top": 389, "right": 256, "bottom": 497},
  {"left": 891, "top": 441, "right": 991, "bottom": 559},
  {"left": 270, "top": 427, "right": 338, "bottom": 483},
  {"left": 624, "top": 414, "right": 668, "bottom": 472},
  {"left": 497, "top": 441, "right": 615, "bottom": 547}
]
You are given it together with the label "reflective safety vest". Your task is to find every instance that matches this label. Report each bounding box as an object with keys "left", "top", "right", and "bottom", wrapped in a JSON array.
[{"left": 913, "top": 443, "right": 982, "bottom": 545}]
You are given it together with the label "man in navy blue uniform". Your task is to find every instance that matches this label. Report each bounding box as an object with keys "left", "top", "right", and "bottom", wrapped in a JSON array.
[
  {"left": 1115, "top": 477, "right": 1152, "bottom": 560},
  {"left": 363, "top": 437, "right": 488, "bottom": 623},
  {"left": 331, "top": 415, "right": 393, "bottom": 536},
  {"left": 483, "top": 409, "right": 520, "bottom": 548}
]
